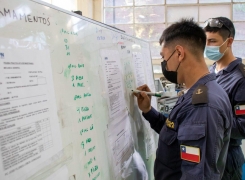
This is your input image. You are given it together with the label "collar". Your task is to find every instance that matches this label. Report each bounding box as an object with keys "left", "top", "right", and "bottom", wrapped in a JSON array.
[
  {"left": 184, "top": 73, "right": 216, "bottom": 99},
  {"left": 210, "top": 58, "right": 242, "bottom": 74}
]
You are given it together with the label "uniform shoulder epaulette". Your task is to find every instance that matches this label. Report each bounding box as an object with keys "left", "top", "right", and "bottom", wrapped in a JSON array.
[
  {"left": 238, "top": 63, "right": 245, "bottom": 77},
  {"left": 192, "top": 84, "right": 208, "bottom": 105}
]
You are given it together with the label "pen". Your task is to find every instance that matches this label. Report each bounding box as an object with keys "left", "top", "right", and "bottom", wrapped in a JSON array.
[{"left": 132, "top": 90, "right": 162, "bottom": 97}]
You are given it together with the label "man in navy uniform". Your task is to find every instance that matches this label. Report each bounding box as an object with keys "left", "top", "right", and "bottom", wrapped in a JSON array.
[
  {"left": 204, "top": 17, "right": 245, "bottom": 180},
  {"left": 134, "top": 18, "right": 233, "bottom": 180}
]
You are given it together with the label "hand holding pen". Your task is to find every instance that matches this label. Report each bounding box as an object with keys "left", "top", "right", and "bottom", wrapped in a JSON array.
[{"left": 132, "top": 84, "right": 157, "bottom": 113}]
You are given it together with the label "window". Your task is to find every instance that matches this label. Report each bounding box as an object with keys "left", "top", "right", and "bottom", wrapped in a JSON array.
[
  {"left": 40, "top": 0, "right": 77, "bottom": 11},
  {"left": 103, "top": 0, "right": 245, "bottom": 59}
]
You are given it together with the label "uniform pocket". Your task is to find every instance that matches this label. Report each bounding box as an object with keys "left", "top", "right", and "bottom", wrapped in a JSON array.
[
  {"left": 158, "top": 126, "right": 180, "bottom": 169},
  {"left": 160, "top": 126, "right": 177, "bottom": 145},
  {"left": 178, "top": 124, "right": 205, "bottom": 141}
]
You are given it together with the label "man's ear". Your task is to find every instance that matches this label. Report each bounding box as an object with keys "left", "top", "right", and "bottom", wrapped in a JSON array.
[
  {"left": 227, "top": 37, "right": 234, "bottom": 47},
  {"left": 175, "top": 45, "right": 184, "bottom": 62}
]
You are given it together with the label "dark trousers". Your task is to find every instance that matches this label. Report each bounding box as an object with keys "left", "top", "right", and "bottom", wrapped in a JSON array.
[{"left": 222, "top": 146, "right": 245, "bottom": 180}]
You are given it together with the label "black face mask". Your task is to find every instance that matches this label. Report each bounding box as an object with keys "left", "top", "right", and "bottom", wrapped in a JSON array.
[{"left": 161, "top": 50, "right": 181, "bottom": 84}]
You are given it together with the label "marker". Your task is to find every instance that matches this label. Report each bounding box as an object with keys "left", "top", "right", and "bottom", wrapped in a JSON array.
[{"left": 132, "top": 90, "right": 162, "bottom": 97}]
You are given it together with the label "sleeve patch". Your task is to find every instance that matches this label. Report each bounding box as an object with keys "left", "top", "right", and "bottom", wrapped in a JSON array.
[
  {"left": 180, "top": 145, "right": 200, "bottom": 163},
  {"left": 235, "top": 105, "right": 245, "bottom": 115}
]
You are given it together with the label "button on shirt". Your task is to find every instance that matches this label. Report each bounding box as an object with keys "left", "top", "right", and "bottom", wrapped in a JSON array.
[
  {"left": 210, "top": 58, "right": 245, "bottom": 144},
  {"left": 143, "top": 74, "right": 232, "bottom": 180}
]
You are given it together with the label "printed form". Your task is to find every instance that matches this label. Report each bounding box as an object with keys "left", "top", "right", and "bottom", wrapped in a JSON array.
[
  {"left": 132, "top": 52, "right": 146, "bottom": 87},
  {"left": 142, "top": 50, "right": 158, "bottom": 110},
  {"left": 133, "top": 51, "right": 157, "bottom": 158},
  {"left": 107, "top": 114, "right": 134, "bottom": 179},
  {"left": 100, "top": 49, "right": 126, "bottom": 119},
  {"left": 0, "top": 46, "right": 62, "bottom": 180}
]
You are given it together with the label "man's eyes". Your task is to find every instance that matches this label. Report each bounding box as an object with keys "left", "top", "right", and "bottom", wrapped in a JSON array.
[{"left": 208, "top": 39, "right": 217, "bottom": 43}]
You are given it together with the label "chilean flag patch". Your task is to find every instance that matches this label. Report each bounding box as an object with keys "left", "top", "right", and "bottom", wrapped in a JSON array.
[
  {"left": 235, "top": 105, "right": 245, "bottom": 115},
  {"left": 180, "top": 145, "right": 200, "bottom": 163}
]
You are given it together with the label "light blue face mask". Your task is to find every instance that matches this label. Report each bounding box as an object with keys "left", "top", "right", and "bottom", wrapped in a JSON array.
[{"left": 204, "top": 39, "right": 228, "bottom": 61}]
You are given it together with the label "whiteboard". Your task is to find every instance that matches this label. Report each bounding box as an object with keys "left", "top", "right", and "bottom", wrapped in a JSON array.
[{"left": 0, "top": 0, "right": 158, "bottom": 180}]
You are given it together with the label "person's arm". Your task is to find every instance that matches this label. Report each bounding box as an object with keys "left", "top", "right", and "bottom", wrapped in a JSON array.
[
  {"left": 134, "top": 84, "right": 167, "bottom": 134},
  {"left": 178, "top": 106, "right": 231, "bottom": 179},
  {"left": 230, "top": 79, "right": 245, "bottom": 139},
  {"left": 142, "top": 107, "right": 167, "bottom": 134}
]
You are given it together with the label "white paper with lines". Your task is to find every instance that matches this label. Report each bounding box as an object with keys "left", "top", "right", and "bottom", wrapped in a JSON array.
[
  {"left": 0, "top": 44, "right": 62, "bottom": 180},
  {"left": 100, "top": 49, "right": 126, "bottom": 119}
]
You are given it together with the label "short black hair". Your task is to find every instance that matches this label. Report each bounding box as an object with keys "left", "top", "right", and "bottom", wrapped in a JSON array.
[
  {"left": 204, "top": 17, "right": 235, "bottom": 40},
  {"left": 159, "top": 18, "right": 206, "bottom": 56}
]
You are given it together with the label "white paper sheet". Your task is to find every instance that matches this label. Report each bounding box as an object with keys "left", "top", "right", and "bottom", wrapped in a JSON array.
[
  {"left": 0, "top": 45, "right": 62, "bottom": 180},
  {"left": 143, "top": 122, "right": 157, "bottom": 159},
  {"left": 142, "top": 50, "right": 158, "bottom": 110},
  {"left": 121, "top": 151, "right": 148, "bottom": 180},
  {"left": 100, "top": 49, "right": 126, "bottom": 118},
  {"left": 132, "top": 52, "right": 146, "bottom": 87},
  {"left": 107, "top": 115, "right": 134, "bottom": 179}
]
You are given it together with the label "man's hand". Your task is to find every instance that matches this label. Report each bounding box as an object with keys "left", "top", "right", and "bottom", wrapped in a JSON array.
[{"left": 133, "top": 84, "right": 152, "bottom": 113}]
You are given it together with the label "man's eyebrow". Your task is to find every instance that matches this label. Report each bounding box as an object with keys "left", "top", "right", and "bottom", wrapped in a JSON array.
[{"left": 207, "top": 38, "right": 217, "bottom": 40}]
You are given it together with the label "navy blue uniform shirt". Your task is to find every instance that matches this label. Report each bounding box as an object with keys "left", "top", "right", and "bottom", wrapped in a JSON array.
[
  {"left": 143, "top": 74, "right": 232, "bottom": 180},
  {"left": 210, "top": 58, "right": 245, "bottom": 143},
  {"left": 210, "top": 58, "right": 245, "bottom": 179}
]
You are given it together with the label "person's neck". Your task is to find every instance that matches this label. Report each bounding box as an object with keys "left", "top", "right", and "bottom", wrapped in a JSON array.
[
  {"left": 215, "top": 51, "right": 236, "bottom": 71},
  {"left": 184, "top": 62, "right": 210, "bottom": 89}
]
